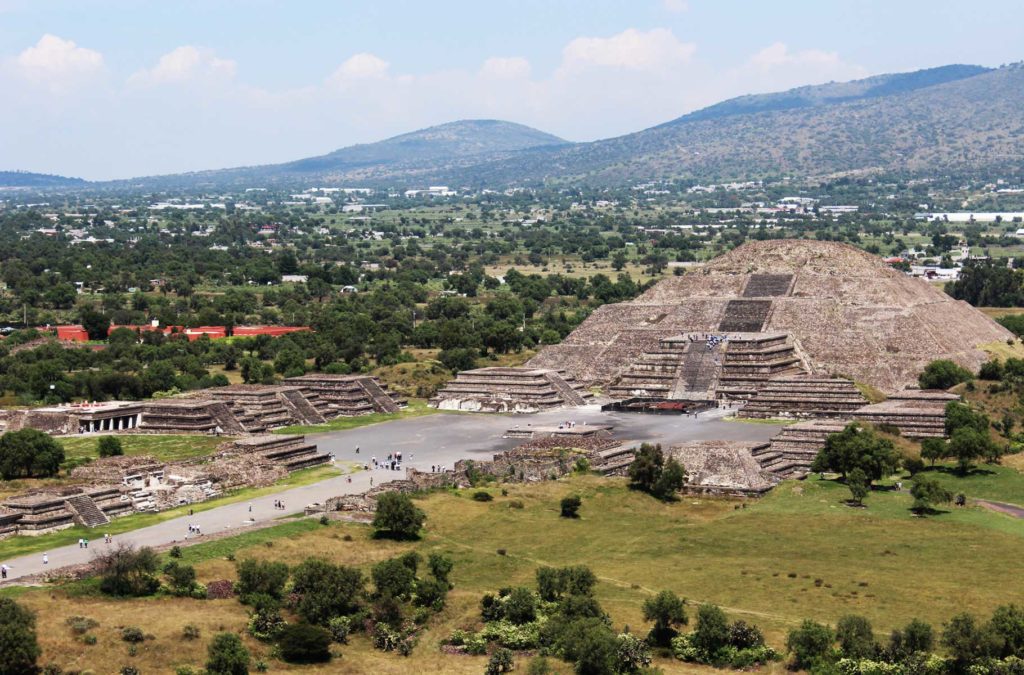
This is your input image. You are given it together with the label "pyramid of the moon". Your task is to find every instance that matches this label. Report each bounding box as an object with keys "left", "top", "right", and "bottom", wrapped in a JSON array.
[{"left": 528, "top": 239, "right": 1013, "bottom": 393}]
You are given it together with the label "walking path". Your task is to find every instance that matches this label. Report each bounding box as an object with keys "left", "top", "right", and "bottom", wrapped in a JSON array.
[
  {"left": 975, "top": 498, "right": 1024, "bottom": 519},
  {"left": 0, "top": 405, "right": 780, "bottom": 583}
]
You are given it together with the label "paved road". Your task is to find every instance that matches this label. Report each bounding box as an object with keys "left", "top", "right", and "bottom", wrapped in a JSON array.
[
  {"left": 0, "top": 406, "right": 782, "bottom": 583},
  {"left": 976, "top": 499, "right": 1024, "bottom": 519}
]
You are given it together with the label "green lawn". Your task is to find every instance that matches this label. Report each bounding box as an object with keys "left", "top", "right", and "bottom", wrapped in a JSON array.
[
  {"left": 60, "top": 434, "right": 229, "bottom": 464},
  {"left": 275, "top": 398, "right": 443, "bottom": 435},
  {"left": 0, "top": 464, "right": 343, "bottom": 562},
  {"left": 922, "top": 462, "right": 1024, "bottom": 507}
]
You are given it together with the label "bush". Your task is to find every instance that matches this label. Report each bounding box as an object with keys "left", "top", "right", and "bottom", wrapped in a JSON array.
[
  {"left": 372, "top": 492, "right": 426, "bottom": 539},
  {"left": 427, "top": 552, "right": 454, "bottom": 585},
  {"left": 787, "top": 619, "right": 835, "bottom": 670},
  {"left": 508, "top": 499, "right": 524, "bottom": 509},
  {"left": 327, "top": 616, "right": 351, "bottom": 643},
  {"left": 66, "top": 616, "right": 99, "bottom": 635},
  {"left": 616, "top": 632, "right": 652, "bottom": 672},
  {"left": 163, "top": 560, "right": 199, "bottom": 596},
  {"left": 236, "top": 559, "right": 289, "bottom": 601},
  {"left": 372, "top": 557, "right": 416, "bottom": 599},
  {"left": 486, "top": 647, "right": 515, "bottom": 675},
  {"left": 472, "top": 490, "right": 494, "bottom": 502},
  {"left": 837, "top": 614, "right": 878, "bottom": 659},
  {"left": 206, "top": 632, "right": 250, "bottom": 675},
  {"left": 693, "top": 604, "right": 731, "bottom": 658},
  {"left": 560, "top": 495, "right": 582, "bottom": 518},
  {"left": 120, "top": 626, "right": 145, "bottom": 643},
  {"left": 0, "top": 428, "right": 65, "bottom": 479},
  {"left": 182, "top": 624, "right": 201, "bottom": 640},
  {"left": 291, "top": 558, "right": 364, "bottom": 625},
  {"left": 96, "top": 544, "right": 161, "bottom": 597},
  {"left": 919, "top": 359, "right": 973, "bottom": 390},
  {"left": 247, "top": 609, "right": 286, "bottom": 642},
  {"left": 277, "top": 623, "right": 332, "bottom": 664},
  {"left": 904, "top": 456, "right": 926, "bottom": 476},
  {"left": 97, "top": 436, "right": 124, "bottom": 458},
  {"left": 0, "top": 598, "right": 41, "bottom": 675},
  {"left": 504, "top": 587, "right": 538, "bottom": 625}
]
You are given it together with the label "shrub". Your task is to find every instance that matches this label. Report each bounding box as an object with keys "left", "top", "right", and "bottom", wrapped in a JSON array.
[
  {"left": 236, "top": 559, "right": 289, "bottom": 601},
  {"left": 277, "top": 623, "right": 332, "bottom": 664},
  {"left": 120, "top": 626, "right": 145, "bottom": 643},
  {"left": 97, "top": 436, "right": 124, "bottom": 458},
  {"left": 372, "top": 492, "right": 426, "bottom": 539},
  {"left": 919, "top": 359, "right": 973, "bottom": 390},
  {"left": 247, "top": 609, "right": 286, "bottom": 642},
  {"left": 291, "top": 558, "right": 364, "bottom": 625},
  {"left": 414, "top": 577, "right": 449, "bottom": 610},
  {"left": 66, "top": 616, "right": 99, "bottom": 635},
  {"left": 327, "top": 616, "right": 351, "bottom": 643},
  {"left": 373, "top": 623, "right": 402, "bottom": 652},
  {"left": 504, "top": 587, "right": 538, "bottom": 625},
  {"left": 787, "top": 619, "right": 835, "bottom": 670},
  {"left": 904, "top": 456, "right": 926, "bottom": 476},
  {"left": 96, "top": 544, "right": 161, "bottom": 597},
  {"left": 837, "top": 614, "right": 877, "bottom": 660},
  {"left": 372, "top": 557, "right": 416, "bottom": 599},
  {"left": 83, "top": 634, "right": 98, "bottom": 645},
  {"left": 508, "top": 499, "right": 524, "bottom": 509},
  {"left": 693, "top": 604, "right": 731, "bottom": 658},
  {"left": 0, "top": 598, "right": 41, "bottom": 675},
  {"left": 485, "top": 647, "right": 515, "bottom": 675},
  {"left": 120, "top": 668, "right": 140, "bottom": 675},
  {"left": 729, "top": 620, "right": 765, "bottom": 649},
  {"left": 206, "top": 632, "right": 250, "bottom": 675},
  {"left": 427, "top": 552, "right": 454, "bottom": 585},
  {"left": 616, "top": 632, "right": 652, "bottom": 672},
  {"left": 472, "top": 490, "right": 494, "bottom": 502},
  {"left": 560, "top": 495, "right": 582, "bottom": 518},
  {"left": 526, "top": 656, "right": 553, "bottom": 675},
  {"left": 182, "top": 624, "right": 201, "bottom": 640},
  {"left": 163, "top": 560, "right": 198, "bottom": 596}
]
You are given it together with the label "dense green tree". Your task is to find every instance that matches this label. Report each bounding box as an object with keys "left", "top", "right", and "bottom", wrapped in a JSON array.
[
  {"left": 291, "top": 558, "right": 364, "bottom": 625},
  {"left": 277, "top": 623, "right": 332, "bottom": 664},
  {"left": 811, "top": 423, "right": 899, "bottom": 484},
  {"left": 786, "top": 619, "right": 834, "bottom": 670},
  {"left": 847, "top": 467, "right": 869, "bottom": 506},
  {"left": 372, "top": 492, "right": 426, "bottom": 539},
  {"left": 888, "top": 619, "right": 934, "bottom": 660},
  {"left": 0, "top": 428, "right": 65, "bottom": 479},
  {"left": 692, "top": 604, "right": 730, "bottom": 657},
  {"left": 942, "top": 613, "right": 1001, "bottom": 671},
  {"left": 910, "top": 475, "right": 953, "bottom": 515},
  {"left": 918, "top": 359, "right": 974, "bottom": 390},
  {"left": 504, "top": 587, "right": 538, "bottom": 625},
  {"left": 837, "top": 614, "right": 877, "bottom": 659},
  {"left": 236, "top": 559, "right": 289, "bottom": 601},
  {"left": 371, "top": 557, "right": 416, "bottom": 599},
  {"left": 0, "top": 598, "right": 41, "bottom": 675},
  {"left": 643, "top": 590, "right": 688, "bottom": 647},
  {"left": 97, "top": 435, "right": 123, "bottom": 458},
  {"left": 95, "top": 544, "right": 161, "bottom": 597}
]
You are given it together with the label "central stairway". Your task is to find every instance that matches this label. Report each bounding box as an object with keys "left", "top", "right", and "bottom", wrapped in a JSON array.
[{"left": 65, "top": 494, "right": 110, "bottom": 528}]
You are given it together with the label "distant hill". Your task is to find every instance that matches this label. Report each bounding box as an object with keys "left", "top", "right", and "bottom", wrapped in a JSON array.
[
  {"left": 122, "top": 119, "right": 566, "bottom": 188},
  {"left": 0, "top": 171, "right": 87, "bottom": 188}
]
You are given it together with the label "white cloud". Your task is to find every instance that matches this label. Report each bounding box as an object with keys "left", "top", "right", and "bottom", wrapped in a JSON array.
[
  {"left": 479, "top": 56, "right": 531, "bottom": 79},
  {"left": 129, "top": 46, "right": 236, "bottom": 86},
  {"left": 14, "top": 34, "right": 103, "bottom": 89},
  {"left": 747, "top": 42, "right": 844, "bottom": 71},
  {"left": 662, "top": 0, "right": 689, "bottom": 12},
  {"left": 733, "top": 42, "right": 868, "bottom": 92},
  {"left": 327, "top": 52, "right": 390, "bottom": 86},
  {"left": 559, "top": 28, "right": 696, "bottom": 73}
]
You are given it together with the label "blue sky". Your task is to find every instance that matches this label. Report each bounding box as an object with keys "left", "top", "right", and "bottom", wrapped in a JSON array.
[{"left": 1, "top": 0, "right": 1021, "bottom": 180}]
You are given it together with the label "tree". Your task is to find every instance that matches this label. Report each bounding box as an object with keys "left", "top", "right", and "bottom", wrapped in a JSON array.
[
  {"left": 888, "top": 619, "right": 934, "bottom": 660},
  {"left": 97, "top": 435, "right": 123, "bottom": 458},
  {"left": 291, "top": 558, "right": 364, "bottom": 625},
  {"left": 0, "top": 428, "right": 66, "bottom": 479},
  {"left": 0, "top": 598, "right": 40, "bottom": 675},
  {"left": 837, "top": 614, "right": 877, "bottom": 659},
  {"left": 918, "top": 359, "right": 973, "bottom": 390},
  {"left": 206, "top": 632, "right": 250, "bottom": 675},
  {"left": 438, "top": 347, "right": 477, "bottom": 373},
  {"left": 372, "top": 557, "right": 416, "bottom": 599},
  {"left": 559, "top": 618, "right": 618, "bottom": 675},
  {"left": 427, "top": 552, "right": 454, "bottom": 585},
  {"left": 811, "top": 423, "right": 899, "bottom": 484},
  {"left": 628, "top": 443, "right": 663, "bottom": 493},
  {"left": 990, "top": 604, "right": 1024, "bottom": 658},
  {"left": 163, "top": 560, "right": 198, "bottom": 596},
  {"left": 693, "top": 604, "right": 731, "bottom": 657},
  {"left": 505, "top": 587, "right": 538, "bottom": 625},
  {"left": 372, "top": 492, "right": 426, "bottom": 539},
  {"left": 278, "top": 623, "right": 332, "bottom": 664},
  {"left": 236, "top": 559, "right": 289, "bottom": 602},
  {"left": 942, "top": 613, "right": 1001, "bottom": 671},
  {"left": 945, "top": 401, "right": 990, "bottom": 436},
  {"left": 79, "top": 307, "right": 111, "bottom": 341},
  {"left": 95, "top": 544, "right": 161, "bottom": 597},
  {"left": 847, "top": 467, "right": 869, "bottom": 506},
  {"left": 921, "top": 438, "right": 947, "bottom": 466},
  {"left": 560, "top": 495, "right": 582, "bottom": 518},
  {"left": 947, "top": 427, "right": 996, "bottom": 474},
  {"left": 910, "top": 475, "right": 953, "bottom": 515},
  {"left": 653, "top": 458, "right": 686, "bottom": 500},
  {"left": 786, "top": 619, "right": 834, "bottom": 671},
  {"left": 643, "top": 590, "right": 687, "bottom": 646},
  {"left": 486, "top": 647, "right": 515, "bottom": 675}
]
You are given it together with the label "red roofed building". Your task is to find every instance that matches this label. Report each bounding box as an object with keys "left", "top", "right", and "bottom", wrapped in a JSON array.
[
  {"left": 233, "top": 326, "right": 312, "bottom": 337},
  {"left": 56, "top": 325, "right": 90, "bottom": 342}
]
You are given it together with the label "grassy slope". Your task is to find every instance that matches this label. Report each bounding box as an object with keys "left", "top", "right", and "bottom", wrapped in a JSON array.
[
  {"left": 12, "top": 470, "right": 1023, "bottom": 674},
  {"left": 59, "top": 434, "right": 229, "bottom": 464}
]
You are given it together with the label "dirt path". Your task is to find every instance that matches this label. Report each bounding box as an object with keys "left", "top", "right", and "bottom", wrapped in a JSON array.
[{"left": 975, "top": 499, "right": 1024, "bottom": 518}]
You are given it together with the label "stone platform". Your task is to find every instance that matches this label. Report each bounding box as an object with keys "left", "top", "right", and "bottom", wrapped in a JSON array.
[{"left": 430, "top": 367, "right": 590, "bottom": 413}]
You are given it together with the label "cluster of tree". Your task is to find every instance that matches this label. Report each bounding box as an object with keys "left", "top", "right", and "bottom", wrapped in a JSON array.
[
  {"left": 947, "top": 261, "right": 1024, "bottom": 307},
  {"left": 918, "top": 402, "right": 1004, "bottom": 475},
  {"left": 627, "top": 443, "right": 687, "bottom": 501},
  {"left": 0, "top": 428, "right": 65, "bottom": 480},
  {"left": 919, "top": 359, "right": 975, "bottom": 390},
  {"left": 237, "top": 547, "right": 454, "bottom": 662},
  {"left": 811, "top": 423, "right": 901, "bottom": 505},
  {"left": 785, "top": 605, "right": 1024, "bottom": 675}
]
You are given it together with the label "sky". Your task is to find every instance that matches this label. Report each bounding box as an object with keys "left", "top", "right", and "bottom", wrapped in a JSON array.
[{"left": 1, "top": 0, "right": 1022, "bottom": 180}]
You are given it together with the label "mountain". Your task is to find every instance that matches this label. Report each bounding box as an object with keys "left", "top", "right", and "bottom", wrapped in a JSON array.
[
  {"left": 122, "top": 120, "right": 566, "bottom": 188},
  {"left": 0, "top": 171, "right": 87, "bottom": 188},
  {"left": 449, "top": 63, "right": 1024, "bottom": 186}
]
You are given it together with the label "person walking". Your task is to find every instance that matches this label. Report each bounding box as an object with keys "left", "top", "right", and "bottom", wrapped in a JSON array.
[
  {"left": 83, "top": 538, "right": 88, "bottom": 549},
  {"left": 248, "top": 503, "right": 253, "bottom": 513},
  {"left": 43, "top": 553, "right": 48, "bottom": 565},
  {"left": 1, "top": 564, "right": 9, "bottom": 579}
]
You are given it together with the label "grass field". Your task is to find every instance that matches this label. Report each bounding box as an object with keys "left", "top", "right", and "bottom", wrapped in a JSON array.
[
  {"left": 60, "top": 434, "right": 229, "bottom": 464},
  {"left": 9, "top": 467, "right": 1023, "bottom": 674}
]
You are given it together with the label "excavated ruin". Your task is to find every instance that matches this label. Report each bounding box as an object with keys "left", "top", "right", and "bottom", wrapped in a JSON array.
[{"left": 529, "top": 240, "right": 1011, "bottom": 394}]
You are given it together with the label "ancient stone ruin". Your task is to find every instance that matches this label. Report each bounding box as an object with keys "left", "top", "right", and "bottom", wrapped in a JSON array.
[
  {"left": 529, "top": 240, "right": 1010, "bottom": 394},
  {"left": 0, "top": 375, "right": 405, "bottom": 437},
  {"left": 429, "top": 367, "right": 590, "bottom": 412},
  {"left": 668, "top": 440, "right": 780, "bottom": 496},
  {"left": 0, "top": 434, "right": 327, "bottom": 539}
]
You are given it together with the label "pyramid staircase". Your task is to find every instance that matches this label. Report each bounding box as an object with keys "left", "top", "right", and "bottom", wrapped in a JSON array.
[
  {"left": 544, "top": 371, "right": 588, "bottom": 405},
  {"left": 359, "top": 377, "right": 402, "bottom": 413},
  {"left": 738, "top": 378, "right": 867, "bottom": 419},
  {"left": 228, "top": 435, "right": 330, "bottom": 472},
  {"left": 65, "top": 494, "right": 110, "bottom": 528},
  {"left": 430, "top": 367, "right": 591, "bottom": 412},
  {"left": 752, "top": 419, "right": 850, "bottom": 478}
]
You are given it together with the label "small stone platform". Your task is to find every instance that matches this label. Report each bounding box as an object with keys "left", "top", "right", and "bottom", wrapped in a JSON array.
[{"left": 430, "top": 367, "right": 591, "bottom": 413}]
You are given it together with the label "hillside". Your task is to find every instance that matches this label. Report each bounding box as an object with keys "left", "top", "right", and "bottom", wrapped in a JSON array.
[
  {"left": 0, "top": 171, "right": 86, "bottom": 188},
  {"left": 120, "top": 119, "right": 566, "bottom": 188}
]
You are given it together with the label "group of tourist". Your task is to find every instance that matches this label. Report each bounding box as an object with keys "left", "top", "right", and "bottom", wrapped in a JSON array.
[
  {"left": 371, "top": 452, "right": 405, "bottom": 471},
  {"left": 185, "top": 523, "right": 202, "bottom": 537}
]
